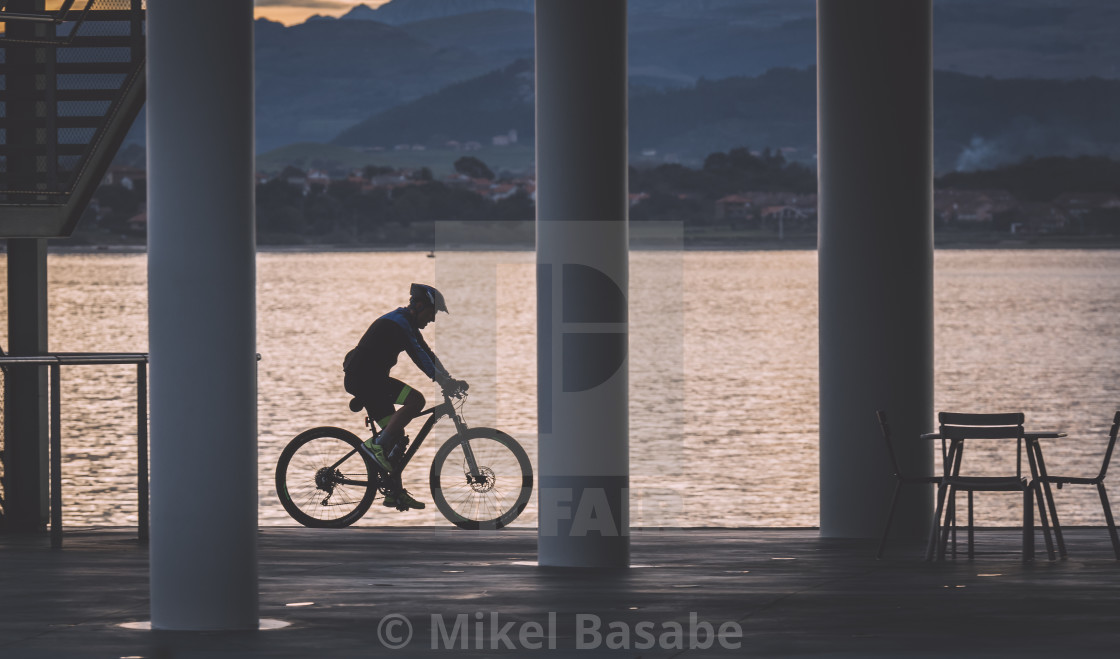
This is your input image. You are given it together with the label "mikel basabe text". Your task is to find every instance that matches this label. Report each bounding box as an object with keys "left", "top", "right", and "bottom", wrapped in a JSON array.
[{"left": 426, "top": 611, "right": 743, "bottom": 651}]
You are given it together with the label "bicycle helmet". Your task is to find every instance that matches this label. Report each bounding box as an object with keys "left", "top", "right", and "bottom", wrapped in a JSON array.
[{"left": 410, "top": 282, "right": 449, "bottom": 313}]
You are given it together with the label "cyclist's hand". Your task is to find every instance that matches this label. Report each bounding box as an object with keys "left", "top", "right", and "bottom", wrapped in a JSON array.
[{"left": 443, "top": 378, "right": 468, "bottom": 398}]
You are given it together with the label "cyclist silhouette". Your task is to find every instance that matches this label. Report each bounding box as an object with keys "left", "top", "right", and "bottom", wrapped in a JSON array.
[{"left": 343, "top": 283, "right": 467, "bottom": 510}]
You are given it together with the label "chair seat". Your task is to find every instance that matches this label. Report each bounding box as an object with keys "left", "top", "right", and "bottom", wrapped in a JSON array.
[
  {"left": 1038, "top": 475, "right": 1099, "bottom": 486},
  {"left": 900, "top": 475, "right": 942, "bottom": 485},
  {"left": 944, "top": 475, "right": 1028, "bottom": 491}
]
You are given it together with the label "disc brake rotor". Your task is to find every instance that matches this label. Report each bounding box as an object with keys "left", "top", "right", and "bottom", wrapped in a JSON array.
[{"left": 467, "top": 466, "right": 496, "bottom": 493}]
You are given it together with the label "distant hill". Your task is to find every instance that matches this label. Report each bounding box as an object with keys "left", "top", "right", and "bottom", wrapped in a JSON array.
[
  {"left": 634, "top": 70, "right": 1120, "bottom": 172},
  {"left": 332, "top": 64, "right": 1120, "bottom": 173},
  {"left": 342, "top": 1, "right": 1120, "bottom": 85},
  {"left": 252, "top": 18, "right": 505, "bottom": 152},
  {"left": 333, "top": 59, "right": 536, "bottom": 150},
  {"left": 933, "top": 73, "right": 1120, "bottom": 171},
  {"left": 398, "top": 9, "right": 534, "bottom": 61}
]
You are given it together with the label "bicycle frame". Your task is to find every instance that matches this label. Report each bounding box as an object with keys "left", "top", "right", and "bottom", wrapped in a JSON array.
[{"left": 329, "top": 394, "right": 484, "bottom": 485}]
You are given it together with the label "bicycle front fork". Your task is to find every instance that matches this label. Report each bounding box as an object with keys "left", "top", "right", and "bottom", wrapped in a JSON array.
[{"left": 459, "top": 439, "right": 484, "bottom": 482}]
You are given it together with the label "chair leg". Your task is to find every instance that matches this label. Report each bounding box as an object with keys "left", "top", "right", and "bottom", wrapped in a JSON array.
[
  {"left": 876, "top": 481, "right": 903, "bottom": 560},
  {"left": 927, "top": 481, "right": 950, "bottom": 561},
  {"left": 940, "top": 487, "right": 957, "bottom": 560},
  {"left": 967, "top": 490, "right": 975, "bottom": 559},
  {"left": 1041, "top": 480, "right": 1067, "bottom": 558},
  {"left": 1034, "top": 481, "right": 1056, "bottom": 561},
  {"left": 1034, "top": 452, "right": 1067, "bottom": 558},
  {"left": 1097, "top": 483, "right": 1120, "bottom": 561},
  {"left": 951, "top": 503, "right": 958, "bottom": 551},
  {"left": 947, "top": 491, "right": 958, "bottom": 559},
  {"left": 1023, "top": 486, "right": 1035, "bottom": 563}
]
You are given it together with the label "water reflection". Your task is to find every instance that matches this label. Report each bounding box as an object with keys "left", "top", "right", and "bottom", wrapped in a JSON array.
[{"left": 0, "top": 249, "right": 1116, "bottom": 528}]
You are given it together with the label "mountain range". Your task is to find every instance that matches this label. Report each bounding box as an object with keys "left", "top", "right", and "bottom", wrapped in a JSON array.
[
  {"left": 333, "top": 0, "right": 810, "bottom": 26},
  {"left": 124, "top": 0, "right": 1120, "bottom": 168},
  {"left": 331, "top": 62, "right": 1120, "bottom": 174}
]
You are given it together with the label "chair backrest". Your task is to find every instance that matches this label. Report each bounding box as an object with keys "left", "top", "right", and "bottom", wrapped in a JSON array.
[
  {"left": 939, "top": 411, "right": 1025, "bottom": 477},
  {"left": 1096, "top": 411, "right": 1120, "bottom": 481},
  {"left": 938, "top": 412, "right": 1025, "bottom": 440},
  {"left": 876, "top": 410, "right": 902, "bottom": 478}
]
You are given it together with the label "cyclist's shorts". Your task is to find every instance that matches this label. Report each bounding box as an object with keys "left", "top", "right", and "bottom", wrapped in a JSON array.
[{"left": 344, "top": 373, "right": 412, "bottom": 429}]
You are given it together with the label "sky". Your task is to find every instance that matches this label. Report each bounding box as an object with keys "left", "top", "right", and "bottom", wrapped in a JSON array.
[{"left": 254, "top": 0, "right": 390, "bottom": 26}]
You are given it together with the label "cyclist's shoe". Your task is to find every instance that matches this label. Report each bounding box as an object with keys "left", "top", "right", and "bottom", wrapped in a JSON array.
[
  {"left": 359, "top": 439, "right": 394, "bottom": 473},
  {"left": 383, "top": 489, "right": 426, "bottom": 510}
]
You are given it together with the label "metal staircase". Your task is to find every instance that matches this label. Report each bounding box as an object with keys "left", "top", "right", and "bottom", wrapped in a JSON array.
[{"left": 0, "top": 0, "right": 145, "bottom": 237}]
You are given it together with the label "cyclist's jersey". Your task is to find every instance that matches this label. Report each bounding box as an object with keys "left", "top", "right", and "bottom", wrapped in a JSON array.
[{"left": 344, "top": 307, "right": 449, "bottom": 384}]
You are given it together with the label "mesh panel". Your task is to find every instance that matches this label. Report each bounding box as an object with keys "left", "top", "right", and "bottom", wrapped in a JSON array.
[
  {"left": 56, "top": 153, "right": 80, "bottom": 187},
  {"left": 58, "top": 73, "right": 126, "bottom": 90},
  {"left": 50, "top": 1, "right": 142, "bottom": 14},
  {"left": 57, "top": 47, "right": 131, "bottom": 64},
  {"left": 59, "top": 127, "right": 96, "bottom": 144},
  {"left": 97, "top": 0, "right": 143, "bottom": 10},
  {"left": 58, "top": 100, "right": 111, "bottom": 116},
  {"left": 70, "top": 20, "right": 129, "bottom": 38},
  {"left": 48, "top": 0, "right": 95, "bottom": 9},
  {"left": 57, "top": 154, "right": 80, "bottom": 170}
]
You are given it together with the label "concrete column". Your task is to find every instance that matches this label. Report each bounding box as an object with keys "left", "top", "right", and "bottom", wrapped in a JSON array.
[
  {"left": 146, "top": 0, "right": 257, "bottom": 629},
  {"left": 817, "top": 0, "right": 934, "bottom": 539},
  {"left": 3, "top": 240, "right": 49, "bottom": 532},
  {"left": 535, "top": 0, "right": 629, "bottom": 567},
  {"left": 2, "top": 2, "right": 50, "bottom": 532}
]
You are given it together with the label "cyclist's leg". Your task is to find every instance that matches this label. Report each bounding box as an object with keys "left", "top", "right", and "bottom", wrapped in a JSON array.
[
  {"left": 345, "top": 374, "right": 398, "bottom": 472},
  {"left": 345, "top": 371, "right": 394, "bottom": 431},
  {"left": 375, "top": 381, "right": 428, "bottom": 510},
  {"left": 376, "top": 381, "right": 425, "bottom": 446}
]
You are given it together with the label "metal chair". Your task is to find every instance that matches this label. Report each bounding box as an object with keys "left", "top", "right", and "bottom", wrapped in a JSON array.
[
  {"left": 875, "top": 410, "right": 945, "bottom": 559},
  {"left": 930, "top": 412, "right": 1054, "bottom": 561},
  {"left": 1032, "top": 411, "right": 1120, "bottom": 560}
]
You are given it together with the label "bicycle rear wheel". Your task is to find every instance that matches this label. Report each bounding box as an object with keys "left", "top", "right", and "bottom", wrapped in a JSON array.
[
  {"left": 276, "top": 426, "right": 378, "bottom": 528},
  {"left": 430, "top": 428, "right": 533, "bottom": 530}
]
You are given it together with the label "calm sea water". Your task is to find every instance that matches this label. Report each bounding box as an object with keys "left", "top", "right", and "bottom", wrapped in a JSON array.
[{"left": 1, "top": 249, "right": 1118, "bottom": 528}]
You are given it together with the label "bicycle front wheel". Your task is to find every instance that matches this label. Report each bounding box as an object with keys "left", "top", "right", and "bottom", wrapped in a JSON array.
[
  {"left": 430, "top": 428, "right": 534, "bottom": 530},
  {"left": 276, "top": 426, "right": 378, "bottom": 528}
]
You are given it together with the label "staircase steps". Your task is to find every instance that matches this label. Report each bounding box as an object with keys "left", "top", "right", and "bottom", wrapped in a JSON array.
[{"left": 0, "top": 2, "right": 146, "bottom": 237}]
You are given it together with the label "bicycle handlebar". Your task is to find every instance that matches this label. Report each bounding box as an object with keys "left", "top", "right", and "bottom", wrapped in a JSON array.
[{"left": 442, "top": 379, "right": 469, "bottom": 399}]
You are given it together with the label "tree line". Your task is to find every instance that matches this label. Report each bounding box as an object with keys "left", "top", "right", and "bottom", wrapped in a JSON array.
[
  {"left": 256, "top": 162, "right": 533, "bottom": 245},
  {"left": 628, "top": 147, "right": 816, "bottom": 223},
  {"left": 936, "top": 155, "right": 1120, "bottom": 201},
  {"left": 77, "top": 151, "right": 1120, "bottom": 245}
]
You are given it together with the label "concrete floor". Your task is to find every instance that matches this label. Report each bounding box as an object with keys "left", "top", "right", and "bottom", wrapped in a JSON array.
[{"left": 1, "top": 527, "right": 1119, "bottom": 658}]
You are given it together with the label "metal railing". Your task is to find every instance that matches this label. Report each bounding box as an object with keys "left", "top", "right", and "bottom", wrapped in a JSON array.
[{"left": 0, "top": 352, "right": 148, "bottom": 548}]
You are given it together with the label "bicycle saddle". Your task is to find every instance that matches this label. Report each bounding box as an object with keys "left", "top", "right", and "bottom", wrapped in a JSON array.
[{"left": 348, "top": 397, "right": 363, "bottom": 413}]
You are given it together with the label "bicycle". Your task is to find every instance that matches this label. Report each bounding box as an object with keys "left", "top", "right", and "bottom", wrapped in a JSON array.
[{"left": 275, "top": 390, "right": 533, "bottom": 530}]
